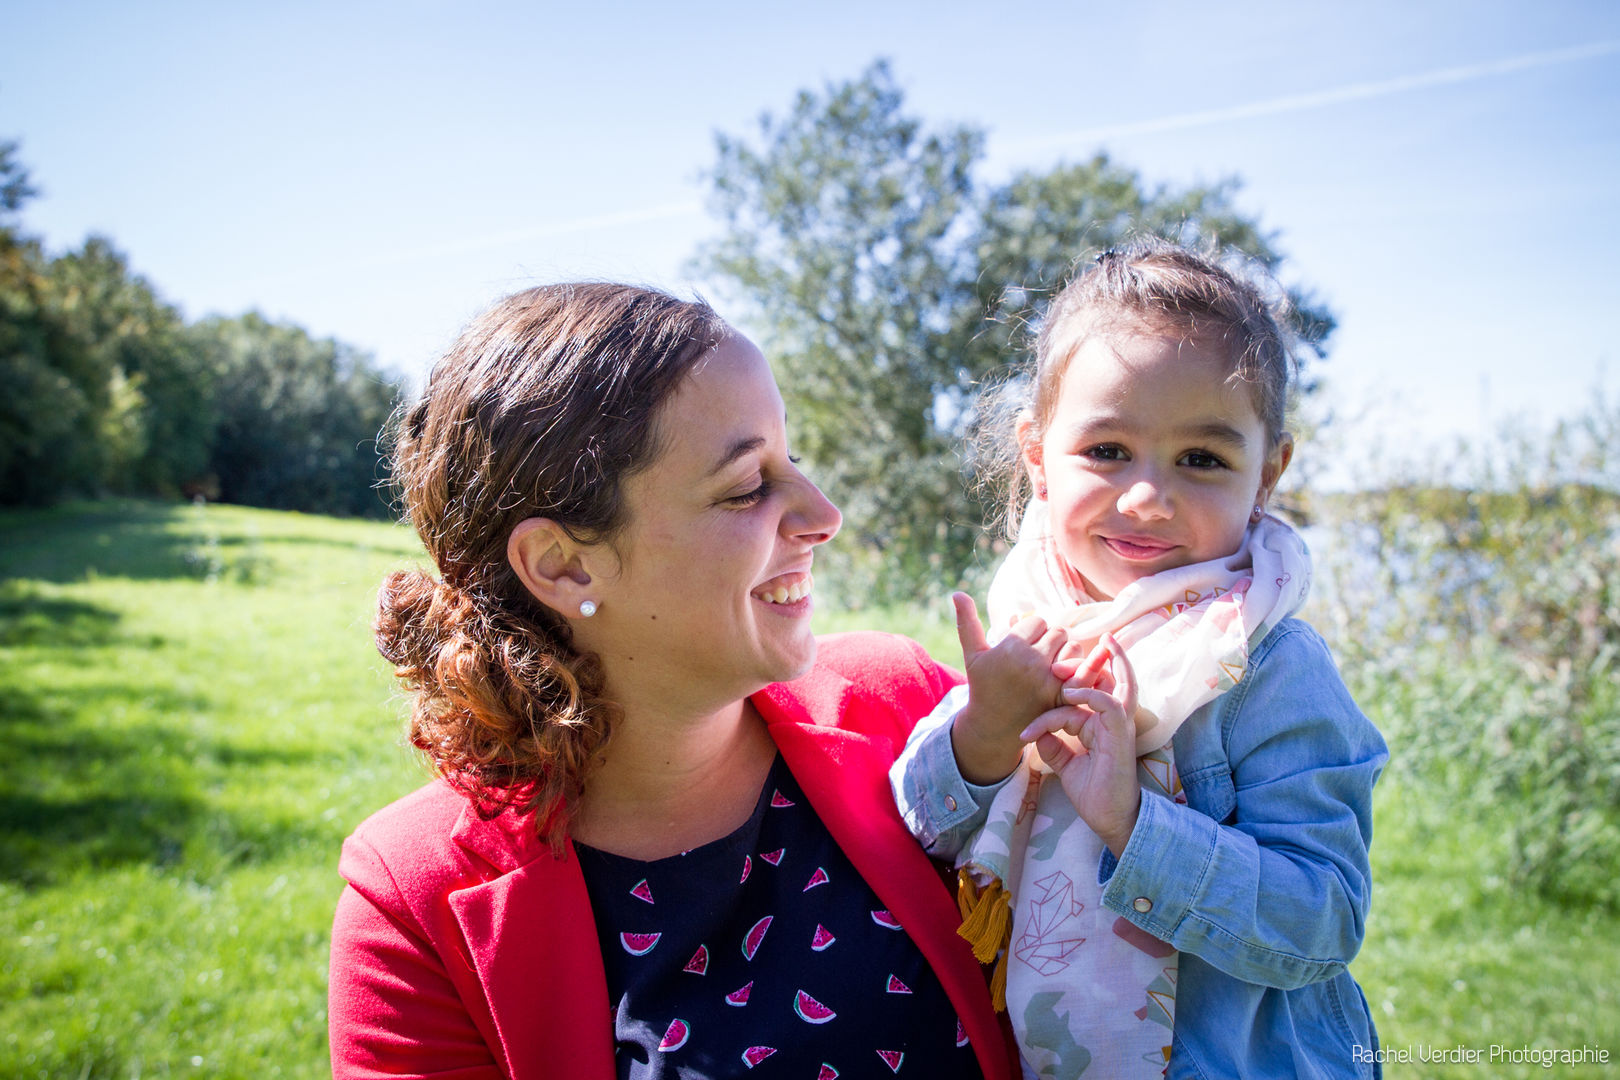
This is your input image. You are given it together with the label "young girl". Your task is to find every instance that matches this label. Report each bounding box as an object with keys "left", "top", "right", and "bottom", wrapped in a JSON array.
[{"left": 891, "top": 240, "right": 1387, "bottom": 1079}]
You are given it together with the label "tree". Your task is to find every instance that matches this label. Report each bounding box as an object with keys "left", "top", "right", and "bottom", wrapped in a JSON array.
[
  {"left": 697, "top": 61, "right": 1334, "bottom": 604},
  {"left": 190, "top": 313, "right": 401, "bottom": 518}
]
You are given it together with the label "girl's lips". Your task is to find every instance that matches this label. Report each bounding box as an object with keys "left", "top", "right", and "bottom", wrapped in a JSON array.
[{"left": 1102, "top": 536, "right": 1177, "bottom": 561}]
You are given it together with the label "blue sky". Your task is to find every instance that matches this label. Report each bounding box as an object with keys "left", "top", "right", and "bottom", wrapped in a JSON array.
[{"left": 5, "top": 1, "right": 1618, "bottom": 487}]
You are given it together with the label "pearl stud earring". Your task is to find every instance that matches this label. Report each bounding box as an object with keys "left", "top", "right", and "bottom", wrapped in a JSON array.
[
  {"left": 579, "top": 600, "right": 598, "bottom": 617},
  {"left": 1251, "top": 504, "right": 1264, "bottom": 522}
]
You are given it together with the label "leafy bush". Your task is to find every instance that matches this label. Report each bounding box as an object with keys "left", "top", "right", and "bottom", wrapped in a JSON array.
[{"left": 1312, "top": 401, "right": 1620, "bottom": 908}]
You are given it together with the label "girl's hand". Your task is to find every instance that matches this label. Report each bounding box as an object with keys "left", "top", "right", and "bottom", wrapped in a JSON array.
[
  {"left": 950, "top": 592, "right": 1069, "bottom": 784},
  {"left": 1023, "top": 634, "right": 1142, "bottom": 858}
]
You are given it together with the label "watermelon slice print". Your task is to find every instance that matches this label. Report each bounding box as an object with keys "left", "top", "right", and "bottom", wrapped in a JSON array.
[
  {"left": 657, "top": 1019, "right": 689, "bottom": 1052},
  {"left": 770, "top": 789, "right": 795, "bottom": 807},
  {"left": 741, "top": 915, "right": 772, "bottom": 960},
  {"left": 802, "top": 866, "right": 829, "bottom": 891},
  {"left": 620, "top": 931, "right": 660, "bottom": 956},
  {"left": 870, "top": 909, "right": 902, "bottom": 930},
  {"left": 724, "top": 980, "right": 753, "bottom": 1006},
  {"left": 876, "top": 1049, "right": 904, "bottom": 1072},
  {"left": 630, "top": 879, "right": 654, "bottom": 904},
  {"left": 741, "top": 1046, "right": 777, "bottom": 1068},
  {"left": 760, "top": 848, "right": 784, "bottom": 866},
  {"left": 683, "top": 945, "right": 708, "bottom": 974},
  {"left": 955, "top": 1018, "right": 969, "bottom": 1047},
  {"left": 885, "top": 974, "right": 912, "bottom": 994},
  {"left": 817, "top": 1066, "right": 840, "bottom": 1080},
  {"left": 740, "top": 854, "right": 752, "bottom": 884},
  {"left": 810, "top": 924, "right": 836, "bottom": 951},
  {"left": 793, "top": 989, "right": 836, "bottom": 1024}
]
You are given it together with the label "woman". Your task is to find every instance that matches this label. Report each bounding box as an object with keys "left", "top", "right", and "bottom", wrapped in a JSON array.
[{"left": 329, "top": 283, "right": 1013, "bottom": 1079}]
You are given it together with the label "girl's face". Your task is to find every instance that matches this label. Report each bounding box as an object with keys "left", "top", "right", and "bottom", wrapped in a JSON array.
[
  {"left": 1021, "top": 327, "right": 1292, "bottom": 603},
  {"left": 569, "top": 335, "right": 843, "bottom": 706}
]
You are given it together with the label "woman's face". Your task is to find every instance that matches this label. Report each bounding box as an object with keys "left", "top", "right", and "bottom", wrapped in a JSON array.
[{"left": 570, "top": 335, "right": 842, "bottom": 705}]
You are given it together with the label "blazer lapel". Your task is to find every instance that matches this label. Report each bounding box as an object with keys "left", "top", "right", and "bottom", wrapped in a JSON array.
[
  {"left": 757, "top": 682, "right": 1009, "bottom": 1080},
  {"left": 447, "top": 804, "right": 616, "bottom": 1079}
]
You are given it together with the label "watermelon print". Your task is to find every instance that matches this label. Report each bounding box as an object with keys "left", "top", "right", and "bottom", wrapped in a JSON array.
[
  {"left": 771, "top": 789, "right": 795, "bottom": 807},
  {"left": 803, "top": 866, "right": 830, "bottom": 891},
  {"left": 877, "top": 1049, "right": 905, "bottom": 1072},
  {"left": 793, "top": 989, "right": 836, "bottom": 1024},
  {"left": 741, "top": 1046, "right": 777, "bottom": 1068},
  {"left": 955, "top": 1018, "right": 969, "bottom": 1047},
  {"left": 657, "top": 1019, "right": 690, "bottom": 1052},
  {"left": 741, "top": 915, "right": 772, "bottom": 960},
  {"left": 574, "top": 755, "right": 979, "bottom": 1079}
]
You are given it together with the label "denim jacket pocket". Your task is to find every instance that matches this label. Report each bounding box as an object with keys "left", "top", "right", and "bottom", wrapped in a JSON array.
[{"left": 1178, "top": 761, "right": 1236, "bottom": 825}]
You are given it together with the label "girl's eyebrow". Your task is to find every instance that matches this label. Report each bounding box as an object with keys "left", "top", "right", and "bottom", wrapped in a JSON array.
[
  {"left": 1178, "top": 421, "right": 1249, "bottom": 447},
  {"left": 1066, "top": 416, "right": 1249, "bottom": 447}
]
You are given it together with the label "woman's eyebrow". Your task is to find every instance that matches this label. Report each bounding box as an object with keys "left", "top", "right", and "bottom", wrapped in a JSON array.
[{"left": 705, "top": 435, "right": 766, "bottom": 477}]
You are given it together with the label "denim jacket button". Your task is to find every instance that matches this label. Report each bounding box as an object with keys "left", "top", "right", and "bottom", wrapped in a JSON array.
[
  {"left": 1132, "top": 896, "right": 1153, "bottom": 914},
  {"left": 944, "top": 794, "right": 958, "bottom": 812}
]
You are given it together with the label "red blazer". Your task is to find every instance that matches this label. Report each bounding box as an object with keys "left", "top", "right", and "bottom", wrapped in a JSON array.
[{"left": 329, "top": 632, "right": 1014, "bottom": 1080}]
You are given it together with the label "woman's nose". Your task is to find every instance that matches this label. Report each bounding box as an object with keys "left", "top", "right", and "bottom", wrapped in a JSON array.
[{"left": 787, "top": 478, "right": 842, "bottom": 546}]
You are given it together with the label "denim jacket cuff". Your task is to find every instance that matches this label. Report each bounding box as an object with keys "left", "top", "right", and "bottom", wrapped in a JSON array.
[
  {"left": 1099, "top": 788, "right": 1220, "bottom": 939},
  {"left": 890, "top": 685, "right": 1013, "bottom": 855}
]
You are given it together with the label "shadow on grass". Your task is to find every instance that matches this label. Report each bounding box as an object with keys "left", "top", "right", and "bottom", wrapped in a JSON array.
[
  {"left": 1, "top": 687, "right": 336, "bottom": 889},
  {"left": 0, "top": 588, "right": 334, "bottom": 888},
  {"left": 0, "top": 499, "right": 413, "bottom": 585}
]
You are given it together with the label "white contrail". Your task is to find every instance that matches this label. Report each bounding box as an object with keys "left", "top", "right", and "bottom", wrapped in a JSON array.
[
  {"left": 235, "top": 199, "right": 704, "bottom": 287},
  {"left": 1000, "top": 39, "right": 1620, "bottom": 153}
]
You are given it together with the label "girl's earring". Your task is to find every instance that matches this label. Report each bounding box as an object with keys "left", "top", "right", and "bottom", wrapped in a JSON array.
[
  {"left": 1251, "top": 504, "right": 1264, "bottom": 522},
  {"left": 1037, "top": 483, "right": 1049, "bottom": 499},
  {"left": 579, "top": 600, "right": 598, "bottom": 617}
]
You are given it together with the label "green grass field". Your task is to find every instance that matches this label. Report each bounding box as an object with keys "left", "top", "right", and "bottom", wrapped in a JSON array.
[{"left": 2, "top": 501, "right": 1614, "bottom": 1078}]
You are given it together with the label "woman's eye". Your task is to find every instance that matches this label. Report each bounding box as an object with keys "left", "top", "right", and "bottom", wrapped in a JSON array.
[{"left": 726, "top": 481, "right": 772, "bottom": 507}]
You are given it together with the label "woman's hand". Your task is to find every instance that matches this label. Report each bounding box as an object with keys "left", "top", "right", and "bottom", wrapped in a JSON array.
[
  {"left": 1022, "top": 634, "right": 1142, "bottom": 859},
  {"left": 949, "top": 592, "right": 1070, "bottom": 785}
]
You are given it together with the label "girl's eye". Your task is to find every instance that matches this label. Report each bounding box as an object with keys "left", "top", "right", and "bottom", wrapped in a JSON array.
[
  {"left": 1181, "top": 450, "right": 1228, "bottom": 469},
  {"left": 1083, "top": 444, "right": 1128, "bottom": 462}
]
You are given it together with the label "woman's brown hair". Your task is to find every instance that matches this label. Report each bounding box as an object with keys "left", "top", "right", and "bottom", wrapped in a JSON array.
[{"left": 374, "top": 282, "right": 729, "bottom": 849}]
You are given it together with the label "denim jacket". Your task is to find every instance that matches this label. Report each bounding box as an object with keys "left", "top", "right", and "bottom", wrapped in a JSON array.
[{"left": 891, "top": 618, "right": 1389, "bottom": 1080}]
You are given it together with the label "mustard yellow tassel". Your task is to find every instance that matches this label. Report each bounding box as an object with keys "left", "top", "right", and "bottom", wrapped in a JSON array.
[
  {"left": 955, "top": 869, "right": 1014, "bottom": 1012},
  {"left": 956, "top": 874, "right": 1011, "bottom": 963},
  {"left": 989, "top": 948, "right": 1009, "bottom": 1012}
]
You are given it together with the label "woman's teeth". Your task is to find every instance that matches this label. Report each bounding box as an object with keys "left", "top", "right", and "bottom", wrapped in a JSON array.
[{"left": 757, "top": 575, "right": 812, "bottom": 604}]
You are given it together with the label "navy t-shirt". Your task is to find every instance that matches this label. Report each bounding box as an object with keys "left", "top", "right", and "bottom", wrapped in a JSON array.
[{"left": 575, "top": 755, "right": 983, "bottom": 1079}]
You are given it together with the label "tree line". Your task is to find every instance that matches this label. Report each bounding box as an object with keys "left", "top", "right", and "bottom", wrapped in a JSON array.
[{"left": 0, "top": 141, "right": 402, "bottom": 517}]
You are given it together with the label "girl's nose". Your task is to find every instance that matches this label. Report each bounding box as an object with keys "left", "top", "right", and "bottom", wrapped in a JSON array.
[
  {"left": 787, "top": 478, "right": 842, "bottom": 546},
  {"left": 1117, "top": 476, "right": 1172, "bottom": 520}
]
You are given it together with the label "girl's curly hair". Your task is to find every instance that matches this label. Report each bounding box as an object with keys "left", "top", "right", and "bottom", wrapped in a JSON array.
[{"left": 374, "top": 282, "right": 728, "bottom": 850}]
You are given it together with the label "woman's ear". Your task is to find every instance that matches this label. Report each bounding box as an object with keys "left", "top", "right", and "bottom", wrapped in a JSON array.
[
  {"left": 507, "top": 518, "right": 597, "bottom": 617},
  {"left": 1257, "top": 433, "right": 1295, "bottom": 509},
  {"left": 1016, "top": 411, "right": 1048, "bottom": 499}
]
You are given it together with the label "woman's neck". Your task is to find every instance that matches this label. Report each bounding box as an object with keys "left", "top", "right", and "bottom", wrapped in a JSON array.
[{"left": 570, "top": 694, "right": 777, "bottom": 861}]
